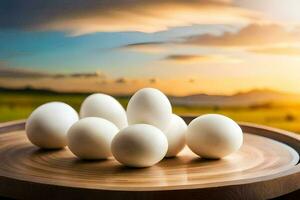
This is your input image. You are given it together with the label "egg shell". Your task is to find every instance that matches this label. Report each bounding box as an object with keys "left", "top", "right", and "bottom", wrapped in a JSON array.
[
  {"left": 111, "top": 124, "right": 168, "bottom": 168},
  {"left": 126, "top": 88, "right": 172, "bottom": 131},
  {"left": 67, "top": 117, "right": 119, "bottom": 159},
  {"left": 25, "top": 102, "right": 79, "bottom": 149},
  {"left": 79, "top": 93, "right": 128, "bottom": 129},
  {"left": 164, "top": 114, "right": 187, "bottom": 157},
  {"left": 186, "top": 114, "right": 243, "bottom": 159}
]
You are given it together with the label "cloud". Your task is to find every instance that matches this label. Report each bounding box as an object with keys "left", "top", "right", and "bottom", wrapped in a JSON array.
[
  {"left": 69, "top": 71, "right": 106, "bottom": 78},
  {"left": 0, "top": 66, "right": 107, "bottom": 79},
  {"left": 234, "top": 0, "right": 300, "bottom": 24},
  {"left": 53, "top": 72, "right": 105, "bottom": 79},
  {"left": 0, "top": 66, "right": 51, "bottom": 78},
  {"left": 189, "top": 79, "right": 196, "bottom": 83},
  {"left": 149, "top": 78, "right": 158, "bottom": 83},
  {"left": 163, "top": 54, "right": 241, "bottom": 63},
  {"left": 120, "top": 23, "right": 300, "bottom": 56},
  {"left": 183, "top": 24, "right": 300, "bottom": 47},
  {"left": 250, "top": 46, "right": 300, "bottom": 56},
  {"left": 0, "top": 0, "right": 262, "bottom": 36},
  {"left": 121, "top": 42, "right": 167, "bottom": 53},
  {"left": 165, "top": 55, "right": 205, "bottom": 62},
  {"left": 115, "top": 77, "right": 128, "bottom": 84}
]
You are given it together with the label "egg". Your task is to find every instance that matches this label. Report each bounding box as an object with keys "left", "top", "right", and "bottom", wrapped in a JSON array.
[
  {"left": 79, "top": 93, "right": 128, "bottom": 129},
  {"left": 126, "top": 88, "right": 172, "bottom": 131},
  {"left": 186, "top": 114, "right": 243, "bottom": 159},
  {"left": 164, "top": 114, "right": 187, "bottom": 157},
  {"left": 111, "top": 124, "right": 168, "bottom": 167},
  {"left": 25, "top": 102, "right": 78, "bottom": 149},
  {"left": 67, "top": 117, "right": 119, "bottom": 159}
]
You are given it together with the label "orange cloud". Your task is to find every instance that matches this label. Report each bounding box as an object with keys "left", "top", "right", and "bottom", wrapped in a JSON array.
[
  {"left": 184, "top": 24, "right": 300, "bottom": 47},
  {"left": 149, "top": 78, "right": 158, "bottom": 84},
  {"left": 0, "top": 0, "right": 262, "bottom": 36},
  {"left": 163, "top": 54, "right": 241, "bottom": 63},
  {"left": 250, "top": 46, "right": 300, "bottom": 56},
  {"left": 121, "top": 42, "right": 166, "bottom": 53},
  {"left": 114, "top": 77, "right": 128, "bottom": 84}
]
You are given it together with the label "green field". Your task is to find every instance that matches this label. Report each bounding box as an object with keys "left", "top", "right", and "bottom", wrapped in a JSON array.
[{"left": 1, "top": 89, "right": 300, "bottom": 133}]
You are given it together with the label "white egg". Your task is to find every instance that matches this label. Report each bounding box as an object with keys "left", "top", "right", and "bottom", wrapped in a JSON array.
[
  {"left": 126, "top": 88, "right": 172, "bottom": 131},
  {"left": 79, "top": 93, "right": 128, "bottom": 129},
  {"left": 186, "top": 114, "right": 243, "bottom": 159},
  {"left": 111, "top": 124, "right": 168, "bottom": 167},
  {"left": 67, "top": 117, "right": 119, "bottom": 159},
  {"left": 25, "top": 102, "right": 78, "bottom": 149},
  {"left": 164, "top": 114, "right": 187, "bottom": 157}
]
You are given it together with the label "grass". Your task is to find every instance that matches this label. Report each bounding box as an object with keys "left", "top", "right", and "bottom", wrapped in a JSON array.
[
  {"left": 1, "top": 90, "right": 300, "bottom": 133},
  {"left": 173, "top": 106, "right": 300, "bottom": 133}
]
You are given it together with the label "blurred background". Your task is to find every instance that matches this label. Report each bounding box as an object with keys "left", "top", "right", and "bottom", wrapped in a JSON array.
[{"left": 1, "top": 0, "right": 300, "bottom": 132}]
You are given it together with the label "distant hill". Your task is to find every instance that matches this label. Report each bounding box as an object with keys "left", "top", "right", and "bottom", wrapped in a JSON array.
[
  {"left": 2, "top": 87, "right": 300, "bottom": 107},
  {"left": 0, "top": 86, "right": 64, "bottom": 94},
  {"left": 170, "top": 89, "right": 300, "bottom": 107},
  {"left": 0, "top": 87, "right": 131, "bottom": 98},
  {"left": 0, "top": 86, "right": 88, "bottom": 95}
]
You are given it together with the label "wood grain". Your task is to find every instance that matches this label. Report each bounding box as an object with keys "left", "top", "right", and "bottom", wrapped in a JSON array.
[{"left": 0, "top": 118, "right": 300, "bottom": 199}]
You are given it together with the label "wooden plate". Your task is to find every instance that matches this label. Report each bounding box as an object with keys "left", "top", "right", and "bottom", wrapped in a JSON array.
[{"left": 1, "top": 117, "right": 300, "bottom": 200}]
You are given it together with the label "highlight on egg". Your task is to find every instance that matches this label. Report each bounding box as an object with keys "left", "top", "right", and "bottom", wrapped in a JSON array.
[
  {"left": 126, "top": 88, "right": 172, "bottom": 131},
  {"left": 186, "top": 114, "right": 243, "bottom": 159},
  {"left": 111, "top": 124, "right": 168, "bottom": 168},
  {"left": 67, "top": 117, "right": 119, "bottom": 160},
  {"left": 80, "top": 93, "right": 128, "bottom": 129},
  {"left": 25, "top": 102, "right": 79, "bottom": 149}
]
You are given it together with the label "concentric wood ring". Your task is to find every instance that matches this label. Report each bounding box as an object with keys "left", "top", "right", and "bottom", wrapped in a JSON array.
[{"left": 1, "top": 119, "right": 300, "bottom": 199}]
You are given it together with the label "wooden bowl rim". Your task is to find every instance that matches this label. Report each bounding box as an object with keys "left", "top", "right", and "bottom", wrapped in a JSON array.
[{"left": 1, "top": 117, "right": 300, "bottom": 199}]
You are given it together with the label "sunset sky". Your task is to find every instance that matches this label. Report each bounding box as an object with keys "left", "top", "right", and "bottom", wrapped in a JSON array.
[{"left": 1, "top": 0, "right": 300, "bottom": 96}]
